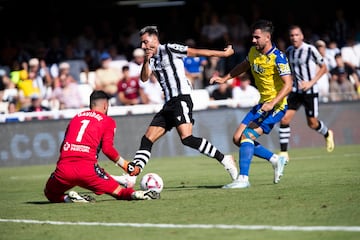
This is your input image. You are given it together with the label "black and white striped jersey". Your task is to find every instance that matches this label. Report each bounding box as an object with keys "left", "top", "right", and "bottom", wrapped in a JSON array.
[
  {"left": 148, "top": 43, "right": 193, "bottom": 102},
  {"left": 286, "top": 42, "right": 325, "bottom": 94}
]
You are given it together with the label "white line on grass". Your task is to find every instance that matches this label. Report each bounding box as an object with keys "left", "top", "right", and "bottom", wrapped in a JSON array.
[
  {"left": 290, "top": 152, "right": 360, "bottom": 160},
  {"left": 0, "top": 219, "right": 359, "bottom": 232}
]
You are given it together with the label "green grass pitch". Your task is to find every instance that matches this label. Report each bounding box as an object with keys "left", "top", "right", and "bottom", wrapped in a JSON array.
[{"left": 0, "top": 145, "right": 359, "bottom": 240}]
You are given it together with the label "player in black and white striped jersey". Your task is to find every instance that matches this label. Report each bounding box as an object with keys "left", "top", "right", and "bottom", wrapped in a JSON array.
[
  {"left": 278, "top": 25, "right": 335, "bottom": 164},
  {"left": 119, "top": 26, "right": 237, "bottom": 186}
]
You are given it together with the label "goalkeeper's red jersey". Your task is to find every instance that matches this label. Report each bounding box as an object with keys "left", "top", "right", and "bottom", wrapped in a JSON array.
[{"left": 58, "top": 110, "right": 119, "bottom": 164}]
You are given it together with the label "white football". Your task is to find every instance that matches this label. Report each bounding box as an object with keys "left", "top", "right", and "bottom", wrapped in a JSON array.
[{"left": 140, "top": 173, "right": 164, "bottom": 193}]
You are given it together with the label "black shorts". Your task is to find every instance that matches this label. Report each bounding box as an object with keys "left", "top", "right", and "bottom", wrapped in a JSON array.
[
  {"left": 150, "top": 95, "right": 195, "bottom": 131},
  {"left": 287, "top": 92, "right": 319, "bottom": 117}
]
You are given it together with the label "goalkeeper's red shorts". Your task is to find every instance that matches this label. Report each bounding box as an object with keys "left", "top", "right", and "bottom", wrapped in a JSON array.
[{"left": 44, "top": 162, "right": 120, "bottom": 203}]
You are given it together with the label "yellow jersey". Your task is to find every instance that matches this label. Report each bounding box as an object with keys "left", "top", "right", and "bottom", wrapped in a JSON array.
[{"left": 247, "top": 45, "right": 291, "bottom": 110}]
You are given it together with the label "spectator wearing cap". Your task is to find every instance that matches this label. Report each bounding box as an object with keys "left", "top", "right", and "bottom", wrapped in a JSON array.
[
  {"left": 94, "top": 52, "right": 122, "bottom": 104},
  {"left": 53, "top": 62, "right": 72, "bottom": 88},
  {"left": 26, "top": 58, "right": 53, "bottom": 104},
  {"left": 128, "top": 48, "right": 145, "bottom": 78},
  {"left": 315, "top": 40, "right": 337, "bottom": 70},
  {"left": 315, "top": 40, "right": 336, "bottom": 102},
  {"left": 62, "top": 43, "right": 89, "bottom": 84},
  {"left": 129, "top": 48, "right": 164, "bottom": 105}
]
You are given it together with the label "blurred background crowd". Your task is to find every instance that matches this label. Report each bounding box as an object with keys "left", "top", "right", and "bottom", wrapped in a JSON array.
[{"left": 0, "top": 0, "right": 359, "bottom": 121}]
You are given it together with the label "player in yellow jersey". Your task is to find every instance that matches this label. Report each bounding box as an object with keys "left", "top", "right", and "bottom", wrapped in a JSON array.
[{"left": 210, "top": 19, "right": 293, "bottom": 188}]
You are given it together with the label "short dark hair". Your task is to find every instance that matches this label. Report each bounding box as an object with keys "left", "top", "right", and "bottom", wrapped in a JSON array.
[
  {"left": 139, "top": 25, "right": 159, "bottom": 37},
  {"left": 251, "top": 19, "right": 274, "bottom": 35},
  {"left": 288, "top": 24, "right": 302, "bottom": 33},
  {"left": 90, "top": 90, "right": 110, "bottom": 103}
]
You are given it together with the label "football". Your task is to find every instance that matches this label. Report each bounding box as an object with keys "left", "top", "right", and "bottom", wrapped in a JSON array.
[{"left": 140, "top": 173, "right": 164, "bottom": 193}]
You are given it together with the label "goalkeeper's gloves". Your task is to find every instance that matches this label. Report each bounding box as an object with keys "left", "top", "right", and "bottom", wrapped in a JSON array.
[
  {"left": 116, "top": 157, "right": 141, "bottom": 176},
  {"left": 124, "top": 161, "right": 141, "bottom": 176}
]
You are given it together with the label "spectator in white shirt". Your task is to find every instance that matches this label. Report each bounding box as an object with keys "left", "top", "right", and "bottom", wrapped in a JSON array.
[{"left": 232, "top": 73, "right": 260, "bottom": 108}]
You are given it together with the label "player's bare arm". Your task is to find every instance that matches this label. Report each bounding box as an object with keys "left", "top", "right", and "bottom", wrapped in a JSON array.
[
  {"left": 210, "top": 60, "right": 250, "bottom": 84},
  {"left": 299, "top": 63, "right": 327, "bottom": 91},
  {"left": 140, "top": 58, "right": 152, "bottom": 82},
  {"left": 187, "top": 45, "right": 234, "bottom": 58}
]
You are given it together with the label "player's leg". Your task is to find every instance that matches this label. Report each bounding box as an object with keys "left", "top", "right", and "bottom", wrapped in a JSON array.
[
  {"left": 133, "top": 125, "right": 165, "bottom": 170},
  {"left": 278, "top": 109, "right": 296, "bottom": 163},
  {"left": 110, "top": 184, "right": 160, "bottom": 200},
  {"left": 224, "top": 106, "right": 287, "bottom": 188},
  {"left": 173, "top": 95, "right": 237, "bottom": 180},
  {"left": 113, "top": 109, "right": 168, "bottom": 188},
  {"left": 304, "top": 94, "right": 334, "bottom": 152},
  {"left": 306, "top": 116, "right": 334, "bottom": 152},
  {"left": 278, "top": 92, "right": 301, "bottom": 163},
  {"left": 132, "top": 109, "right": 167, "bottom": 171},
  {"left": 223, "top": 106, "right": 261, "bottom": 188},
  {"left": 253, "top": 141, "right": 286, "bottom": 182},
  {"left": 86, "top": 164, "right": 160, "bottom": 200},
  {"left": 113, "top": 124, "right": 165, "bottom": 187},
  {"left": 253, "top": 108, "right": 288, "bottom": 183},
  {"left": 43, "top": 163, "right": 95, "bottom": 203},
  {"left": 232, "top": 123, "right": 247, "bottom": 147},
  {"left": 223, "top": 124, "right": 260, "bottom": 189},
  {"left": 177, "top": 122, "right": 238, "bottom": 181},
  {"left": 44, "top": 172, "right": 76, "bottom": 203}
]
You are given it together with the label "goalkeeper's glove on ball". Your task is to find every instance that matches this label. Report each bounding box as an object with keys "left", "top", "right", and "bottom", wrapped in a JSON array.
[{"left": 116, "top": 158, "right": 141, "bottom": 176}]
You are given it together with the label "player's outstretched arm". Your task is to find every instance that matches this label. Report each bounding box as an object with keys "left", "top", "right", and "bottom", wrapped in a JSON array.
[
  {"left": 187, "top": 45, "right": 234, "bottom": 58},
  {"left": 210, "top": 60, "right": 249, "bottom": 84}
]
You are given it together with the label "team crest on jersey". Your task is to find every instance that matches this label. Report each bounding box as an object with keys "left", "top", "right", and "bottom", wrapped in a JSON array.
[{"left": 253, "top": 63, "right": 264, "bottom": 74}]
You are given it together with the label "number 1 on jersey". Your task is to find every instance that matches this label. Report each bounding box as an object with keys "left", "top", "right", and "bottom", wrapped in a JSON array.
[{"left": 76, "top": 120, "right": 90, "bottom": 142}]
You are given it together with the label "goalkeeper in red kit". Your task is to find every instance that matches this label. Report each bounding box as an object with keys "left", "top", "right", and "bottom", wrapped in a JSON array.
[{"left": 44, "top": 90, "right": 158, "bottom": 203}]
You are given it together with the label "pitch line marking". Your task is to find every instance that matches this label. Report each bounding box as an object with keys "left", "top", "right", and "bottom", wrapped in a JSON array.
[{"left": 0, "top": 219, "right": 359, "bottom": 232}]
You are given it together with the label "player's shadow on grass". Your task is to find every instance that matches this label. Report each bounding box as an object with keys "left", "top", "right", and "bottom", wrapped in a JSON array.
[
  {"left": 26, "top": 201, "right": 53, "bottom": 204},
  {"left": 26, "top": 191, "right": 96, "bottom": 204},
  {"left": 165, "top": 184, "right": 223, "bottom": 191}
]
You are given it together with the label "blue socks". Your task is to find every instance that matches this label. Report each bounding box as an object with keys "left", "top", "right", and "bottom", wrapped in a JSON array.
[
  {"left": 239, "top": 140, "right": 254, "bottom": 176},
  {"left": 239, "top": 140, "right": 274, "bottom": 176},
  {"left": 253, "top": 141, "right": 273, "bottom": 160}
]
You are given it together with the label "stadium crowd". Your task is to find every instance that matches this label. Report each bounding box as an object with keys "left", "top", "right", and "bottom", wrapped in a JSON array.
[{"left": 0, "top": 1, "right": 359, "bottom": 122}]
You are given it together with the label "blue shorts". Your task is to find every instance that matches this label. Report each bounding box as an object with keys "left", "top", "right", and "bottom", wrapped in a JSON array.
[{"left": 241, "top": 103, "right": 287, "bottom": 134}]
